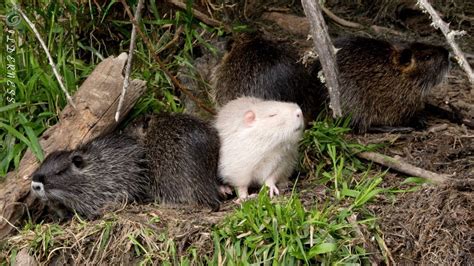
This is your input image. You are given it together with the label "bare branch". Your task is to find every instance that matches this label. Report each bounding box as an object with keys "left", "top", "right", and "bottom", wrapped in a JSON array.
[
  {"left": 357, "top": 151, "right": 451, "bottom": 183},
  {"left": 417, "top": 0, "right": 474, "bottom": 84},
  {"left": 320, "top": 5, "right": 363, "bottom": 29},
  {"left": 301, "top": 0, "right": 342, "bottom": 118},
  {"left": 115, "top": 0, "right": 144, "bottom": 122},
  {"left": 15, "top": 6, "right": 76, "bottom": 108}
]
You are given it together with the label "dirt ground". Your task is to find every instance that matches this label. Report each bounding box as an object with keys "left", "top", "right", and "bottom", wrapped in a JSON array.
[{"left": 4, "top": 0, "right": 473, "bottom": 264}]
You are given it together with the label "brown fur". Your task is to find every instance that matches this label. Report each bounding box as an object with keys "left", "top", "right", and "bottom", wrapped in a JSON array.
[{"left": 329, "top": 36, "right": 450, "bottom": 132}]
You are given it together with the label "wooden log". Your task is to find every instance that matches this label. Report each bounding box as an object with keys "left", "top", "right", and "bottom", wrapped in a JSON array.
[{"left": 0, "top": 53, "right": 146, "bottom": 239}]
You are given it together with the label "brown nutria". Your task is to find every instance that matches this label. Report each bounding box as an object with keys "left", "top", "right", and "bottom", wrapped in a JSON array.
[
  {"left": 211, "top": 34, "right": 325, "bottom": 120},
  {"left": 31, "top": 113, "right": 222, "bottom": 219},
  {"left": 215, "top": 97, "right": 305, "bottom": 200},
  {"left": 331, "top": 36, "right": 450, "bottom": 133}
]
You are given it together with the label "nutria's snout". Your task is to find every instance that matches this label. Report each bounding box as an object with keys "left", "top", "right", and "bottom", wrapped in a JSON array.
[
  {"left": 31, "top": 182, "right": 43, "bottom": 191},
  {"left": 295, "top": 109, "right": 303, "bottom": 119},
  {"left": 294, "top": 108, "right": 305, "bottom": 132},
  {"left": 31, "top": 174, "right": 46, "bottom": 196}
]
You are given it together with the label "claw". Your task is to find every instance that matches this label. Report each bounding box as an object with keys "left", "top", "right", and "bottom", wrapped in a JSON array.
[{"left": 268, "top": 185, "right": 279, "bottom": 198}]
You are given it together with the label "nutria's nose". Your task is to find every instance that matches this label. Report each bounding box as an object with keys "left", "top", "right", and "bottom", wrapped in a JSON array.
[
  {"left": 31, "top": 183, "right": 42, "bottom": 191},
  {"left": 295, "top": 109, "right": 303, "bottom": 118}
]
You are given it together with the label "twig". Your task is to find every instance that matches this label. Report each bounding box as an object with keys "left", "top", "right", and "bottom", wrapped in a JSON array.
[
  {"left": 15, "top": 6, "right": 76, "bottom": 108},
  {"left": 417, "top": 0, "right": 474, "bottom": 84},
  {"left": 370, "top": 25, "right": 404, "bottom": 36},
  {"left": 320, "top": 5, "right": 363, "bottom": 29},
  {"left": 301, "top": 0, "right": 342, "bottom": 118},
  {"left": 115, "top": 0, "right": 144, "bottom": 122},
  {"left": 166, "top": 0, "right": 231, "bottom": 32},
  {"left": 356, "top": 151, "right": 450, "bottom": 183},
  {"left": 119, "top": 0, "right": 216, "bottom": 115},
  {"left": 320, "top": 5, "right": 404, "bottom": 36},
  {"left": 160, "top": 26, "right": 184, "bottom": 53}
]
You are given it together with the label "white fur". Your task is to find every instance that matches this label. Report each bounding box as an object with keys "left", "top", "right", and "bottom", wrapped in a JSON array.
[{"left": 215, "top": 97, "right": 304, "bottom": 199}]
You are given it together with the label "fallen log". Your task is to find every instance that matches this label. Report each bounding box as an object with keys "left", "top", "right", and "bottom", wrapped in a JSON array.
[{"left": 0, "top": 53, "right": 146, "bottom": 239}]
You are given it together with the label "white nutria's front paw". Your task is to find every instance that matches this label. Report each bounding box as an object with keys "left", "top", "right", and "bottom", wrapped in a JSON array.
[
  {"left": 265, "top": 178, "right": 280, "bottom": 198},
  {"left": 233, "top": 186, "right": 249, "bottom": 204},
  {"left": 234, "top": 193, "right": 257, "bottom": 204}
]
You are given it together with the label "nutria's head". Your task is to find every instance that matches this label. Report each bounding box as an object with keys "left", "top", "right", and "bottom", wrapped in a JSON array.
[
  {"left": 391, "top": 42, "right": 450, "bottom": 93},
  {"left": 30, "top": 134, "right": 150, "bottom": 219}
]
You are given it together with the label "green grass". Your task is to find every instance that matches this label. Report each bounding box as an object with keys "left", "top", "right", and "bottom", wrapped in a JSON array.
[{"left": 212, "top": 190, "right": 371, "bottom": 264}]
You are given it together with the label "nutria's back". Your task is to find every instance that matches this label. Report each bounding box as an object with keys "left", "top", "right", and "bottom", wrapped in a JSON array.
[
  {"left": 144, "top": 113, "right": 221, "bottom": 210},
  {"left": 333, "top": 36, "right": 450, "bottom": 132},
  {"left": 211, "top": 35, "right": 323, "bottom": 118}
]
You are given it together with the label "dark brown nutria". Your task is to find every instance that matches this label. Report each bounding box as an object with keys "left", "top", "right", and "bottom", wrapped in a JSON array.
[
  {"left": 332, "top": 36, "right": 450, "bottom": 133},
  {"left": 137, "top": 113, "right": 221, "bottom": 210},
  {"left": 31, "top": 113, "right": 222, "bottom": 219},
  {"left": 211, "top": 34, "right": 325, "bottom": 120},
  {"left": 31, "top": 134, "right": 151, "bottom": 219}
]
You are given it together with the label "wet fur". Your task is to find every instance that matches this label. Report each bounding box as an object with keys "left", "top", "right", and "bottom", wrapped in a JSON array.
[{"left": 212, "top": 35, "right": 449, "bottom": 133}]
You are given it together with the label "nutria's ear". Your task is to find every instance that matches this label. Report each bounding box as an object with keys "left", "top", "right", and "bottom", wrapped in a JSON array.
[
  {"left": 398, "top": 48, "right": 413, "bottom": 67},
  {"left": 392, "top": 44, "right": 415, "bottom": 72},
  {"left": 244, "top": 110, "right": 256, "bottom": 127},
  {"left": 71, "top": 154, "right": 85, "bottom": 169}
]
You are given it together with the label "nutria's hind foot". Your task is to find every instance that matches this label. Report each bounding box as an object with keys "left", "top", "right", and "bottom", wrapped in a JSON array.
[{"left": 218, "top": 185, "right": 234, "bottom": 198}]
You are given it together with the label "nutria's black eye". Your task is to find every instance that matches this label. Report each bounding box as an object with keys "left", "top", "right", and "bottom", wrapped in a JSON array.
[
  {"left": 72, "top": 155, "right": 85, "bottom": 168},
  {"left": 32, "top": 174, "right": 45, "bottom": 183},
  {"left": 269, "top": 114, "right": 277, "bottom": 117}
]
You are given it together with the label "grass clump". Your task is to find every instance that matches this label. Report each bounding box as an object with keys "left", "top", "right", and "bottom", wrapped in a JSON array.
[{"left": 212, "top": 188, "right": 380, "bottom": 265}]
